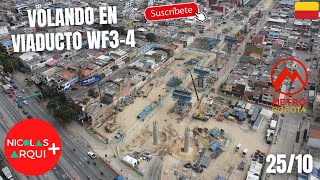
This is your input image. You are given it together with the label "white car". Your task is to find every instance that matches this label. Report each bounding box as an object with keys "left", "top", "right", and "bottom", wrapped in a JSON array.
[
  {"left": 23, "top": 100, "right": 28, "bottom": 105},
  {"left": 87, "top": 151, "right": 96, "bottom": 159},
  {"left": 21, "top": 89, "right": 26, "bottom": 93}
]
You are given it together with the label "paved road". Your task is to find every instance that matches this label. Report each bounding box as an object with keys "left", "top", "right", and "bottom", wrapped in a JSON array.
[
  {"left": 268, "top": 51, "right": 311, "bottom": 180},
  {"left": 0, "top": 75, "right": 118, "bottom": 180}
]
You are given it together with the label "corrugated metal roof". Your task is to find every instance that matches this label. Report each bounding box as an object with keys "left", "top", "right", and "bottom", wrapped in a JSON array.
[{"left": 200, "top": 156, "right": 212, "bottom": 168}]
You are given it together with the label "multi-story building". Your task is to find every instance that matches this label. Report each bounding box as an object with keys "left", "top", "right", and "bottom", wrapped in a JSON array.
[
  {"left": 313, "top": 35, "right": 320, "bottom": 54},
  {"left": 307, "top": 122, "right": 320, "bottom": 148},
  {"left": 313, "top": 93, "right": 320, "bottom": 117},
  {"left": 0, "top": 37, "right": 13, "bottom": 54}
]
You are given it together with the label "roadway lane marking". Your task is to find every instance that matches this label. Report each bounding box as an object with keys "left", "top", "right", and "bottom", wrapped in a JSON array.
[
  {"left": 73, "top": 165, "right": 80, "bottom": 171},
  {"left": 79, "top": 161, "right": 84, "bottom": 167},
  {"left": 281, "top": 127, "right": 296, "bottom": 132},
  {"left": 282, "top": 123, "right": 299, "bottom": 129}
]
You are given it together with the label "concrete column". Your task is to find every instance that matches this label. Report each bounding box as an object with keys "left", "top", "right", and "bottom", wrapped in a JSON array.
[
  {"left": 184, "top": 127, "right": 190, "bottom": 153},
  {"left": 153, "top": 120, "right": 158, "bottom": 145}
]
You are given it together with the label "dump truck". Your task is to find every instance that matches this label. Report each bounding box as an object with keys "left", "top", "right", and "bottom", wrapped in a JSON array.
[{"left": 2, "top": 166, "right": 13, "bottom": 179}]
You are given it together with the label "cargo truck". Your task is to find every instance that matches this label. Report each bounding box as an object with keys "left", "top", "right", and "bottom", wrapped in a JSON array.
[{"left": 2, "top": 84, "right": 11, "bottom": 94}]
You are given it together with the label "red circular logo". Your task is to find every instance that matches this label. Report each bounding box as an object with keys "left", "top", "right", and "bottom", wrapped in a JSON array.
[
  {"left": 4, "top": 119, "right": 62, "bottom": 176},
  {"left": 270, "top": 58, "right": 308, "bottom": 96}
]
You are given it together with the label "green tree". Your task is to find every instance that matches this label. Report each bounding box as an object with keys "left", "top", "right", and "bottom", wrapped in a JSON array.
[
  {"left": 88, "top": 89, "right": 95, "bottom": 97},
  {"left": 3, "top": 59, "right": 21, "bottom": 72},
  {"left": 146, "top": 33, "right": 156, "bottom": 42},
  {"left": 100, "top": 24, "right": 112, "bottom": 31},
  {"left": 47, "top": 96, "right": 63, "bottom": 110},
  {"left": 0, "top": 52, "right": 8, "bottom": 61},
  {"left": 175, "top": 79, "right": 183, "bottom": 87},
  {"left": 41, "top": 84, "right": 66, "bottom": 101},
  {"left": 26, "top": 80, "right": 34, "bottom": 87},
  {"left": 117, "top": 26, "right": 126, "bottom": 35},
  {"left": 53, "top": 105, "right": 78, "bottom": 123}
]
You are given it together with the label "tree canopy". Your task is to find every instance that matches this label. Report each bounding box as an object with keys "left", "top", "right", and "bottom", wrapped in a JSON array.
[
  {"left": 0, "top": 52, "right": 22, "bottom": 72},
  {"left": 146, "top": 33, "right": 156, "bottom": 42},
  {"left": 45, "top": 85, "right": 80, "bottom": 124}
]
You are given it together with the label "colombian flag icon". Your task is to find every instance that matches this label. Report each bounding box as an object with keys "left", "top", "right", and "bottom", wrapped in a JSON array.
[{"left": 295, "top": 2, "right": 319, "bottom": 20}]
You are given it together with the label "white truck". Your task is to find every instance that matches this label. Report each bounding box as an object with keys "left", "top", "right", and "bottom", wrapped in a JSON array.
[{"left": 2, "top": 166, "right": 13, "bottom": 180}]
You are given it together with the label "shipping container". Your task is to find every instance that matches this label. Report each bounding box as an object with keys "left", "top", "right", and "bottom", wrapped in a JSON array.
[
  {"left": 251, "top": 109, "right": 260, "bottom": 122},
  {"left": 230, "top": 100, "right": 237, "bottom": 107},
  {"left": 223, "top": 112, "right": 229, "bottom": 118},
  {"left": 209, "top": 141, "right": 221, "bottom": 151},
  {"left": 245, "top": 103, "right": 252, "bottom": 112},
  {"left": 210, "top": 127, "right": 220, "bottom": 137},
  {"left": 248, "top": 108, "right": 255, "bottom": 117}
]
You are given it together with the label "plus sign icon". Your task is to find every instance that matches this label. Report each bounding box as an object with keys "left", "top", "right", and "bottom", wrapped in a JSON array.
[{"left": 4, "top": 118, "right": 62, "bottom": 176}]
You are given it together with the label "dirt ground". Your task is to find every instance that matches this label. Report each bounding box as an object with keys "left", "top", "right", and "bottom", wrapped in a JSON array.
[
  {"left": 89, "top": 0, "right": 275, "bottom": 174},
  {"left": 95, "top": 47, "right": 269, "bottom": 179}
]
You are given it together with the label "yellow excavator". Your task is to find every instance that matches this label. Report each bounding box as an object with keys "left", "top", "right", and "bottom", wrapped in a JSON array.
[{"left": 190, "top": 73, "right": 208, "bottom": 121}]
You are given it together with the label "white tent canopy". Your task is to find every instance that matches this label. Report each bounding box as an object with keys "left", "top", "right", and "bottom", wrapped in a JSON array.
[{"left": 123, "top": 155, "right": 138, "bottom": 167}]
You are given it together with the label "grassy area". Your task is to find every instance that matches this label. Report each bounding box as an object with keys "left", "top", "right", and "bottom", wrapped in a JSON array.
[
  {"left": 245, "top": 44, "right": 263, "bottom": 55},
  {"left": 239, "top": 56, "right": 261, "bottom": 65}
]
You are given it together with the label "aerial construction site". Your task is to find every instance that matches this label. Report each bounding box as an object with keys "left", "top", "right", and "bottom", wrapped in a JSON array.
[{"left": 76, "top": 0, "right": 281, "bottom": 179}]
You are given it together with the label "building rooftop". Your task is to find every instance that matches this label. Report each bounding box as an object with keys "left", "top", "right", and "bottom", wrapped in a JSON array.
[
  {"left": 19, "top": 52, "right": 40, "bottom": 61},
  {"left": 309, "top": 122, "right": 320, "bottom": 139}
]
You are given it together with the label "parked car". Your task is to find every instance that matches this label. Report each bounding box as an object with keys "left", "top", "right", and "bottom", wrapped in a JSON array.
[
  {"left": 23, "top": 100, "right": 28, "bottom": 105},
  {"left": 21, "top": 89, "right": 25, "bottom": 93},
  {"left": 27, "top": 114, "right": 32, "bottom": 118},
  {"left": 9, "top": 94, "right": 13, "bottom": 98},
  {"left": 87, "top": 151, "right": 96, "bottom": 159},
  {"left": 13, "top": 85, "right": 18, "bottom": 89},
  {"left": 17, "top": 104, "right": 22, "bottom": 108},
  {"left": 22, "top": 110, "right": 28, "bottom": 114}
]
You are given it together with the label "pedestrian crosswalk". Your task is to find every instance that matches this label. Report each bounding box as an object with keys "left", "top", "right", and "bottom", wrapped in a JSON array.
[{"left": 109, "top": 159, "right": 137, "bottom": 180}]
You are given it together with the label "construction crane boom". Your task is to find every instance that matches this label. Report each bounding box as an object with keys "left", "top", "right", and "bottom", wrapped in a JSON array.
[{"left": 190, "top": 73, "right": 204, "bottom": 118}]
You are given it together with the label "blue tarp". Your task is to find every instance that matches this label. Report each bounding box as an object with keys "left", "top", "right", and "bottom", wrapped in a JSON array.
[
  {"left": 297, "top": 174, "right": 307, "bottom": 180},
  {"left": 310, "top": 167, "right": 319, "bottom": 177},
  {"left": 2, "top": 40, "right": 12, "bottom": 47},
  {"left": 114, "top": 176, "right": 124, "bottom": 180}
]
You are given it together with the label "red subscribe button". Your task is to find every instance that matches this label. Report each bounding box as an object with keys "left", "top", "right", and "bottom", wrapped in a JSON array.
[{"left": 145, "top": 3, "right": 199, "bottom": 21}]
